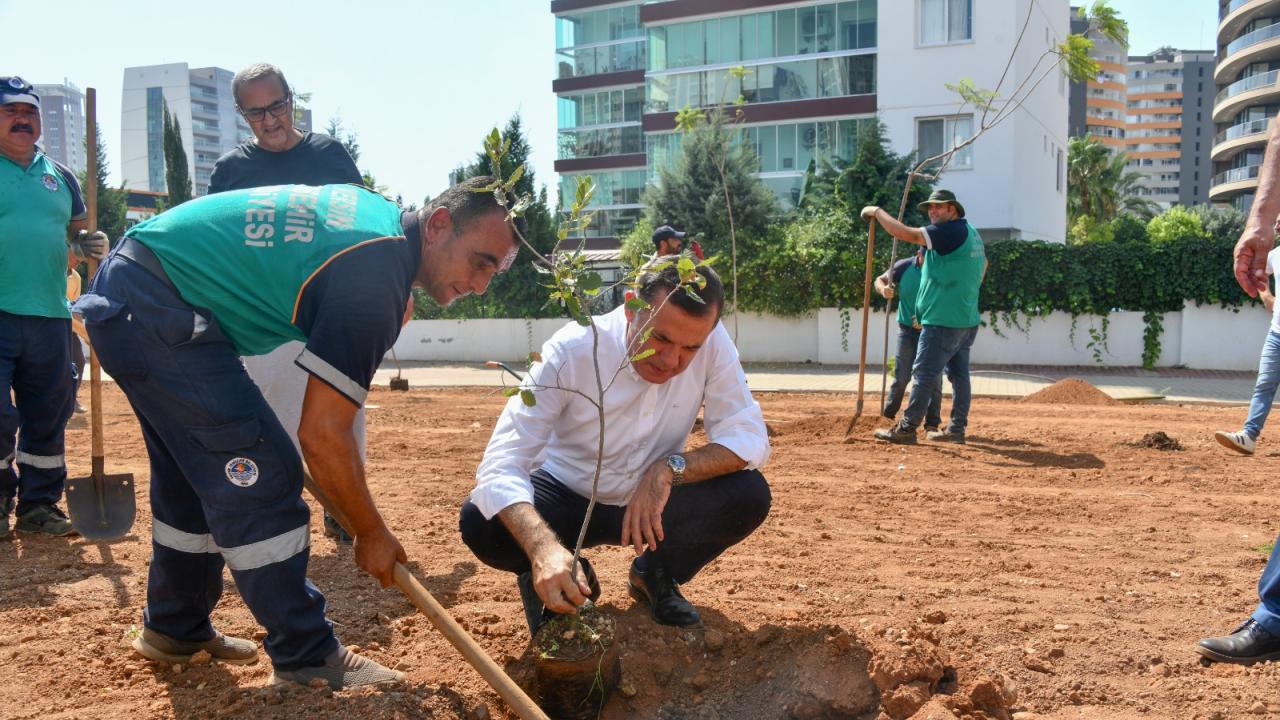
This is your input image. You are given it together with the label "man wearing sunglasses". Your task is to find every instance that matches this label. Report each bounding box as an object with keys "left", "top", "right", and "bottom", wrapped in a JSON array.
[{"left": 210, "top": 63, "right": 365, "bottom": 545}]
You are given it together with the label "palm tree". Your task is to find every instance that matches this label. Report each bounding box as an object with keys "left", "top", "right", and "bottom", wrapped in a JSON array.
[{"left": 1067, "top": 136, "right": 1158, "bottom": 225}]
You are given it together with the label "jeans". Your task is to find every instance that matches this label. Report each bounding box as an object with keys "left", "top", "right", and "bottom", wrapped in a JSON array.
[
  {"left": 1244, "top": 330, "right": 1280, "bottom": 440},
  {"left": 883, "top": 324, "right": 942, "bottom": 429},
  {"left": 902, "top": 325, "right": 979, "bottom": 434},
  {"left": 460, "top": 468, "right": 771, "bottom": 586}
]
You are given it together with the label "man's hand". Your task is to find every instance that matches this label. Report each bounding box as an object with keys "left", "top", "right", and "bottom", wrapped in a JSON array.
[
  {"left": 622, "top": 459, "right": 673, "bottom": 555},
  {"left": 531, "top": 544, "right": 594, "bottom": 614},
  {"left": 71, "top": 230, "right": 109, "bottom": 261},
  {"left": 353, "top": 524, "right": 407, "bottom": 587},
  {"left": 1235, "top": 227, "right": 1274, "bottom": 297},
  {"left": 880, "top": 283, "right": 895, "bottom": 300},
  {"left": 860, "top": 206, "right": 879, "bottom": 223}
]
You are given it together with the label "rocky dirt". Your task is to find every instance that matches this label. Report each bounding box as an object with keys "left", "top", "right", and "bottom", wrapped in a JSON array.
[{"left": 2, "top": 386, "right": 1278, "bottom": 719}]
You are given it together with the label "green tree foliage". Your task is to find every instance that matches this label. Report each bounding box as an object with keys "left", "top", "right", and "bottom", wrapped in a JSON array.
[
  {"left": 77, "top": 121, "right": 128, "bottom": 243},
  {"left": 1066, "top": 136, "right": 1155, "bottom": 230},
  {"left": 415, "top": 114, "right": 560, "bottom": 320},
  {"left": 619, "top": 217, "right": 655, "bottom": 270},
  {"left": 1189, "top": 203, "right": 1245, "bottom": 245},
  {"left": 1147, "top": 205, "right": 1207, "bottom": 244},
  {"left": 798, "top": 120, "right": 933, "bottom": 227},
  {"left": 162, "top": 102, "right": 192, "bottom": 205},
  {"left": 324, "top": 115, "right": 379, "bottom": 191},
  {"left": 643, "top": 118, "right": 776, "bottom": 267}
]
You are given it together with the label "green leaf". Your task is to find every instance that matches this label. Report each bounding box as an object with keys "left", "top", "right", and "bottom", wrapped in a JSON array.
[
  {"left": 625, "top": 296, "right": 650, "bottom": 312},
  {"left": 630, "top": 348, "right": 656, "bottom": 362},
  {"left": 677, "top": 256, "right": 697, "bottom": 277},
  {"left": 683, "top": 286, "right": 706, "bottom": 304},
  {"left": 579, "top": 272, "right": 603, "bottom": 293},
  {"left": 501, "top": 387, "right": 520, "bottom": 398},
  {"left": 506, "top": 164, "right": 526, "bottom": 190},
  {"left": 520, "top": 389, "right": 536, "bottom": 407}
]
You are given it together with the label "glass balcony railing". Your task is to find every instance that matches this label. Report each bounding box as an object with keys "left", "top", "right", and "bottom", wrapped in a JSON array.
[
  {"left": 557, "top": 124, "right": 644, "bottom": 160},
  {"left": 1214, "top": 117, "right": 1271, "bottom": 145},
  {"left": 1226, "top": 21, "right": 1280, "bottom": 57},
  {"left": 1213, "top": 164, "right": 1262, "bottom": 185},
  {"left": 1221, "top": 0, "right": 1256, "bottom": 20},
  {"left": 1216, "top": 69, "right": 1280, "bottom": 105},
  {"left": 556, "top": 39, "right": 646, "bottom": 79},
  {"left": 646, "top": 54, "right": 875, "bottom": 113}
]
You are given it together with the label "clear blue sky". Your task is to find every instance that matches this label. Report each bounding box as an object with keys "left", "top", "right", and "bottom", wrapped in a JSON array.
[
  {"left": 1, "top": 0, "right": 557, "bottom": 206},
  {"left": 2, "top": 1, "right": 1216, "bottom": 205}
]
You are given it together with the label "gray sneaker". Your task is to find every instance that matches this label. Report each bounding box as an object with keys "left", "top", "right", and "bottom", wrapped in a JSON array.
[
  {"left": 270, "top": 646, "right": 405, "bottom": 690},
  {"left": 132, "top": 626, "right": 259, "bottom": 665},
  {"left": 15, "top": 504, "right": 75, "bottom": 536},
  {"left": 0, "top": 496, "right": 13, "bottom": 540}
]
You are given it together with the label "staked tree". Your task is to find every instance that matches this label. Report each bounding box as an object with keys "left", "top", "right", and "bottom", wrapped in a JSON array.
[
  {"left": 162, "top": 102, "right": 192, "bottom": 205},
  {"left": 77, "top": 120, "right": 128, "bottom": 242}
]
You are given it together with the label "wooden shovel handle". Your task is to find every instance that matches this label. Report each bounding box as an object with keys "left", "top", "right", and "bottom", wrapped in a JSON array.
[
  {"left": 84, "top": 88, "right": 105, "bottom": 471},
  {"left": 301, "top": 474, "right": 549, "bottom": 720}
]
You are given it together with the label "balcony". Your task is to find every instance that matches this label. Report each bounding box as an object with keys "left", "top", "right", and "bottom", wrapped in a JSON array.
[
  {"left": 557, "top": 124, "right": 644, "bottom": 160},
  {"left": 556, "top": 39, "right": 646, "bottom": 80},
  {"left": 1209, "top": 163, "right": 1262, "bottom": 201},
  {"left": 1212, "top": 117, "right": 1272, "bottom": 161},
  {"left": 1219, "top": 0, "right": 1278, "bottom": 45},
  {"left": 1216, "top": 20, "right": 1280, "bottom": 84},
  {"left": 1214, "top": 69, "right": 1280, "bottom": 123}
]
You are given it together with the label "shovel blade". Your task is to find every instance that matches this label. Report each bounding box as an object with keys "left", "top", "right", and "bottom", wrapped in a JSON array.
[{"left": 66, "top": 472, "right": 136, "bottom": 540}]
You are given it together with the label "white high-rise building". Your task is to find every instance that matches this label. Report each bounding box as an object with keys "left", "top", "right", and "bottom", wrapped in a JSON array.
[
  {"left": 34, "top": 80, "right": 86, "bottom": 176},
  {"left": 121, "top": 63, "right": 251, "bottom": 197}
]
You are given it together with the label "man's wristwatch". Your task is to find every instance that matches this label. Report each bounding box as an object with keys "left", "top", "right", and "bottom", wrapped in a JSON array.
[{"left": 666, "top": 454, "right": 687, "bottom": 487}]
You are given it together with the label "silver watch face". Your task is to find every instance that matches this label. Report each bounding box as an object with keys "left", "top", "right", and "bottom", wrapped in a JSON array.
[{"left": 667, "top": 454, "right": 686, "bottom": 473}]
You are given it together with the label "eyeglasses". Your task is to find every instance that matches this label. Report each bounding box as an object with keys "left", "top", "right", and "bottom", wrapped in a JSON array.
[{"left": 239, "top": 96, "right": 292, "bottom": 123}]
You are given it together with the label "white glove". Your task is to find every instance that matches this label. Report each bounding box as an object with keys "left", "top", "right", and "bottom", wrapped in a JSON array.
[
  {"left": 860, "top": 206, "right": 879, "bottom": 222},
  {"left": 71, "top": 230, "right": 109, "bottom": 261}
]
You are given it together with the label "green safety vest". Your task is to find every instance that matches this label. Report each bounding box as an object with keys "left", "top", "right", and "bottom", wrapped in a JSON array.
[
  {"left": 917, "top": 222, "right": 985, "bottom": 328},
  {"left": 128, "top": 184, "right": 404, "bottom": 355},
  {"left": 0, "top": 153, "right": 78, "bottom": 319},
  {"left": 896, "top": 261, "right": 922, "bottom": 327}
]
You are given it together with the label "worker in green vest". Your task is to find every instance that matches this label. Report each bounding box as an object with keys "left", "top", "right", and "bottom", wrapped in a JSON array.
[
  {"left": 874, "top": 248, "right": 941, "bottom": 430},
  {"left": 74, "top": 177, "right": 522, "bottom": 689},
  {"left": 861, "top": 190, "right": 986, "bottom": 445}
]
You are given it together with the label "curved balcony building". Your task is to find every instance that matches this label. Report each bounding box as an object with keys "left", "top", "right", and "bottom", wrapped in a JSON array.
[{"left": 1213, "top": 0, "right": 1280, "bottom": 211}]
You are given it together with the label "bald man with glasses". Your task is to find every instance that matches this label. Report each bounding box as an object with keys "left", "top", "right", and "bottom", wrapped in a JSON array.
[{"left": 209, "top": 63, "right": 366, "bottom": 545}]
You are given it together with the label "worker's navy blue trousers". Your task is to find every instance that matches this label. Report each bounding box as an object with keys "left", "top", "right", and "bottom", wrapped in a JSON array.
[
  {"left": 0, "top": 311, "right": 75, "bottom": 513},
  {"left": 75, "top": 244, "right": 336, "bottom": 670}
]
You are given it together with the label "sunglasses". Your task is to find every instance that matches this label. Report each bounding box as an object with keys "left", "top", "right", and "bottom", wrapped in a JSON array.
[{"left": 239, "top": 96, "right": 292, "bottom": 123}]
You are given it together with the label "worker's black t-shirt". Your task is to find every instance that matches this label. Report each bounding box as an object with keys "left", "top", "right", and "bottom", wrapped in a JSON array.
[{"left": 208, "top": 132, "right": 362, "bottom": 194}]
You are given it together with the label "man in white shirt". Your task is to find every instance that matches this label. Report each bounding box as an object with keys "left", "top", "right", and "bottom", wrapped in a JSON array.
[{"left": 461, "top": 260, "right": 771, "bottom": 631}]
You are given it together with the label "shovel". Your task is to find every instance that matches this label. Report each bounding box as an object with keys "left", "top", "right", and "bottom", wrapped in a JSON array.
[
  {"left": 66, "top": 88, "right": 136, "bottom": 540},
  {"left": 388, "top": 347, "right": 409, "bottom": 391},
  {"left": 843, "top": 219, "right": 877, "bottom": 438}
]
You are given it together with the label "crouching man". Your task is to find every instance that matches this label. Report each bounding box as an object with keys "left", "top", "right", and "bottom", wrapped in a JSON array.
[{"left": 460, "top": 259, "right": 771, "bottom": 632}]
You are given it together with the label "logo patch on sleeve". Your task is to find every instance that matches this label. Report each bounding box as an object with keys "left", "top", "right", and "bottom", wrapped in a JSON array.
[
  {"left": 41, "top": 174, "right": 59, "bottom": 192},
  {"left": 225, "top": 458, "right": 260, "bottom": 487}
]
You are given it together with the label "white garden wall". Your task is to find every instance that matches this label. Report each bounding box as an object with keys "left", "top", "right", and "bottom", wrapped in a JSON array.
[{"left": 388, "top": 301, "right": 1270, "bottom": 371}]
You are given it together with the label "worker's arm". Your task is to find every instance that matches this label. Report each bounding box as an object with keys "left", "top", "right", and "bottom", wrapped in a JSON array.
[
  {"left": 1236, "top": 112, "right": 1280, "bottom": 296},
  {"left": 873, "top": 270, "right": 895, "bottom": 299},
  {"left": 298, "top": 376, "right": 405, "bottom": 587},
  {"left": 861, "top": 206, "right": 927, "bottom": 246},
  {"left": 497, "top": 503, "right": 593, "bottom": 614}
]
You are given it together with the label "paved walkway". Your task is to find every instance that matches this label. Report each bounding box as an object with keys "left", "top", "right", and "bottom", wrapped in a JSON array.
[{"left": 374, "top": 361, "right": 1257, "bottom": 405}]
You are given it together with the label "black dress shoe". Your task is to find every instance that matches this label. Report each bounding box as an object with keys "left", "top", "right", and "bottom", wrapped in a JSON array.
[
  {"left": 517, "top": 556, "right": 601, "bottom": 635},
  {"left": 628, "top": 561, "right": 702, "bottom": 628},
  {"left": 1198, "top": 619, "right": 1280, "bottom": 664}
]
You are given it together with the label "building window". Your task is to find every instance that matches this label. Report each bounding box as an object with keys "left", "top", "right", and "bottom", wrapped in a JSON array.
[
  {"left": 1056, "top": 148, "right": 1064, "bottom": 192},
  {"left": 916, "top": 115, "right": 973, "bottom": 169},
  {"left": 920, "top": 0, "right": 973, "bottom": 45}
]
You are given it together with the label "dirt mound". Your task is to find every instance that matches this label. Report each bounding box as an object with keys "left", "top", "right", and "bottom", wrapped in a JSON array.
[
  {"left": 1020, "top": 378, "right": 1119, "bottom": 406},
  {"left": 1134, "top": 431, "right": 1183, "bottom": 451}
]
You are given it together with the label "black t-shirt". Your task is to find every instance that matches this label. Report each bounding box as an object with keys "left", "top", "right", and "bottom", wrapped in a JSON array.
[
  {"left": 208, "top": 132, "right": 362, "bottom": 194},
  {"left": 293, "top": 210, "right": 421, "bottom": 406},
  {"left": 922, "top": 218, "right": 970, "bottom": 256},
  {"left": 889, "top": 253, "right": 923, "bottom": 283}
]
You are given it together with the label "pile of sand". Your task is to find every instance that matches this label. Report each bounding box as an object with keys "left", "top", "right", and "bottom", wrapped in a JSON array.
[{"left": 1020, "top": 377, "right": 1120, "bottom": 406}]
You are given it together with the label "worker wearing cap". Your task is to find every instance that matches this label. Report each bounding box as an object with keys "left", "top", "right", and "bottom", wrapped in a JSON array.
[
  {"left": 210, "top": 62, "right": 365, "bottom": 546},
  {"left": 74, "top": 176, "right": 521, "bottom": 688},
  {"left": 652, "top": 224, "right": 704, "bottom": 260},
  {"left": 862, "top": 189, "right": 986, "bottom": 445},
  {"left": 0, "top": 76, "right": 108, "bottom": 539}
]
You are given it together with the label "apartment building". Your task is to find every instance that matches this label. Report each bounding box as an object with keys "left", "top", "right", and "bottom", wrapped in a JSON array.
[
  {"left": 1212, "top": 0, "right": 1280, "bottom": 212},
  {"left": 1126, "top": 49, "right": 1215, "bottom": 209},
  {"left": 34, "top": 80, "right": 86, "bottom": 176},
  {"left": 121, "top": 63, "right": 252, "bottom": 197},
  {"left": 553, "top": 0, "right": 1069, "bottom": 246}
]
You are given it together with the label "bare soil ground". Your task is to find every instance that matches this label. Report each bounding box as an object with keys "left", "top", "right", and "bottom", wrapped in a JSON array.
[{"left": 2, "top": 385, "right": 1277, "bottom": 720}]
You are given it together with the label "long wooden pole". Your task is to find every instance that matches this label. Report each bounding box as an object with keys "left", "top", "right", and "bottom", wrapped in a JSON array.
[
  {"left": 300, "top": 475, "right": 548, "bottom": 720},
  {"left": 843, "top": 221, "right": 876, "bottom": 438},
  {"left": 84, "top": 89, "right": 107, "bottom": 478}
]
